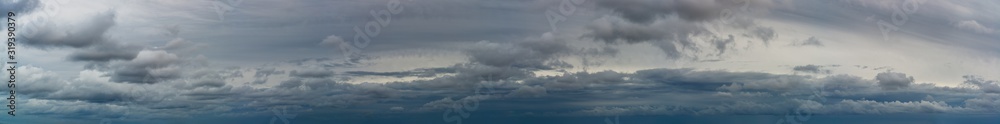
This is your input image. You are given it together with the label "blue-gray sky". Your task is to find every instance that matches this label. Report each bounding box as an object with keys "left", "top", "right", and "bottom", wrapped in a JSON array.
[{"left": 3, "top": 0, "right": 1000, "bottom": 123}]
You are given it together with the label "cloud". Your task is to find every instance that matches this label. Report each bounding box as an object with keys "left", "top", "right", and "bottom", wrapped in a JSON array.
[
  {"left": 875, "top": 72, "right": 915, "bottom": 90},
  {"left": 963, "top": 75, "right": 1000, "bottom": 93},
  {"left": 792, "top": 64, "right": 831, "bottom": 74},
  {"left": 109, "top": 50, "right": 182, "bottom": 84},
  {"left": 505, "top": 86, "right": 547, "bottom": 98},
  {"left": 594, "top": 0, "right": 777, "bottom": 23},
  {"left": 791, "top": 36, "right": 823, "bottom": 47},
  {"left": 289, "top": 69, "right": 335, "bottom": 78},
  {"left": 818, "top": 100, "right": 964, "bottom": 114},
  {"left": 345, "top": 67, "right": 454, "bottom": 78},
  {"left": 748, "top": 27, "right": 776, "bottom": 44},
  {"left": 23, "top": 11, "right": 116, "bottom": 48},
  {"left": 12, "top": 0, "right": 1000, "bottom": 123},
  {"left": 0, "top": 0, "right": 40, "bottom": 14},
  {"left": 585, "top": 16, "right": 708, "bottom": 59},
  {"left": 818, "top": 74, "right": 877, "bottom": 94},
  {"left": 964, "top": 94, "right": 1000, "bottom": 112},
  {"left": 585, "top": 0, "right": 783, "bottom": 59},
  {"left": 711, "top": 35, "right": 736, "bottom": 56},
  {"left": 464, "top": 34, "right": 570, "bottom": 70},
  {"left": 68, "top": 42, "right": 141, "bottom": 62},
  {"left": 954, "top": 20, "right": 995, "bottom": 34}
]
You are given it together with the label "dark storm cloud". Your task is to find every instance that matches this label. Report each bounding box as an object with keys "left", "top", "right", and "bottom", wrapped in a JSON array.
[
  {"left": 23, "top": 11, "right": 116, "bottom": 48},
  {"left": 594, "top": 0, "right": 769, "bottom": 23},
  {"left": 585, "top": 0, "right": 784, "bottom": 59},
  {"left": 289, "top": 69, "right": 335, "bottom": 78}
]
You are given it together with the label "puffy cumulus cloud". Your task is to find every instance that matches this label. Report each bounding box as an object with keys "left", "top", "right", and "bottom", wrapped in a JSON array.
[
  {"left": 464, "top": 34, "right": 571, "bottom": 70},
  {"left": 818, "top": 75, "right": 877, "bottom": 94},
  {"left": 22, "top": 11, "right": 116, "bottom": 48},
  {"left": 109, "top": 50, "right": 182, "bottom": 84},
  {"left": 953, "top": 20, "right": 995, "bottom": 34},
  {"left": 17, "top": 66, "right": 65, "bottom": 97},
  {"left": 962, "top": 75, "right": 1000, "bottom": 93},
  {"left": 876, "top": 72, "right": 915, "bottom": 90},
  {"left": 964, "top": 94, "right": 1000, "bottom": 112}
]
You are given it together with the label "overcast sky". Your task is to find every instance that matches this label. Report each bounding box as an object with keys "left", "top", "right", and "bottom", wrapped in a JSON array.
[{"left": 3, "top": 0, "right": 1000, "bottom": 123}]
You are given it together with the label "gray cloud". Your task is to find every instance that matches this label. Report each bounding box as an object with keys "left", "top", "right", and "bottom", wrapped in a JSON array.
[
  {"left": 0, "top": 0, "right": 39, "bottom": 14},
  {"left": 23, "top": 11, "right": 115, "bottom": 48},
  {"left": 109, "top": 50, "right": 182, "bottom": 84},
  {"left": 289, "top": 69, "right": 335, "bottom": 78},
  {"left": 749, "top": 27, "right": 776, "bottom": 44},
  {"left": 594, "top": 0, "right": 774, "bottom": 23},
  {"left": 791, "top": 36, "right": 823, "bottom": 47},
  {"left": 464, "top": 35, "right": 571, "bottom": 70},
  {"left": 346, "top": 67, "right": 454, "bottom": 78},
  {"left": 963, "top": 75, "right": 1000, "bottom": 93},
  {"left": 13, "top": 0, "right": 1000, "bottom": 123},
  {"left": 68, "top": 42, "right": 142, "bottom": 62},
  {"left": 586, "top": 17, "right": 708, "bottom": 59},
  {"left": 876, "top": 72, "right": 915, "bottom": 90},
  {"left": 953, "top": 20, "right": 995, "bottom": 34},
  {"left": 712, "top": 35, "right": 736, "bottom": 56},
  {"left": 792, "top": 64, "right": 831, "bottom": 74}
]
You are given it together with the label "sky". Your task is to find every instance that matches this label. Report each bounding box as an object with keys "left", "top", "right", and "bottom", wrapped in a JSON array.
[{"left": 1, "top": 0, "right": 1000, "bottom": 123}]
